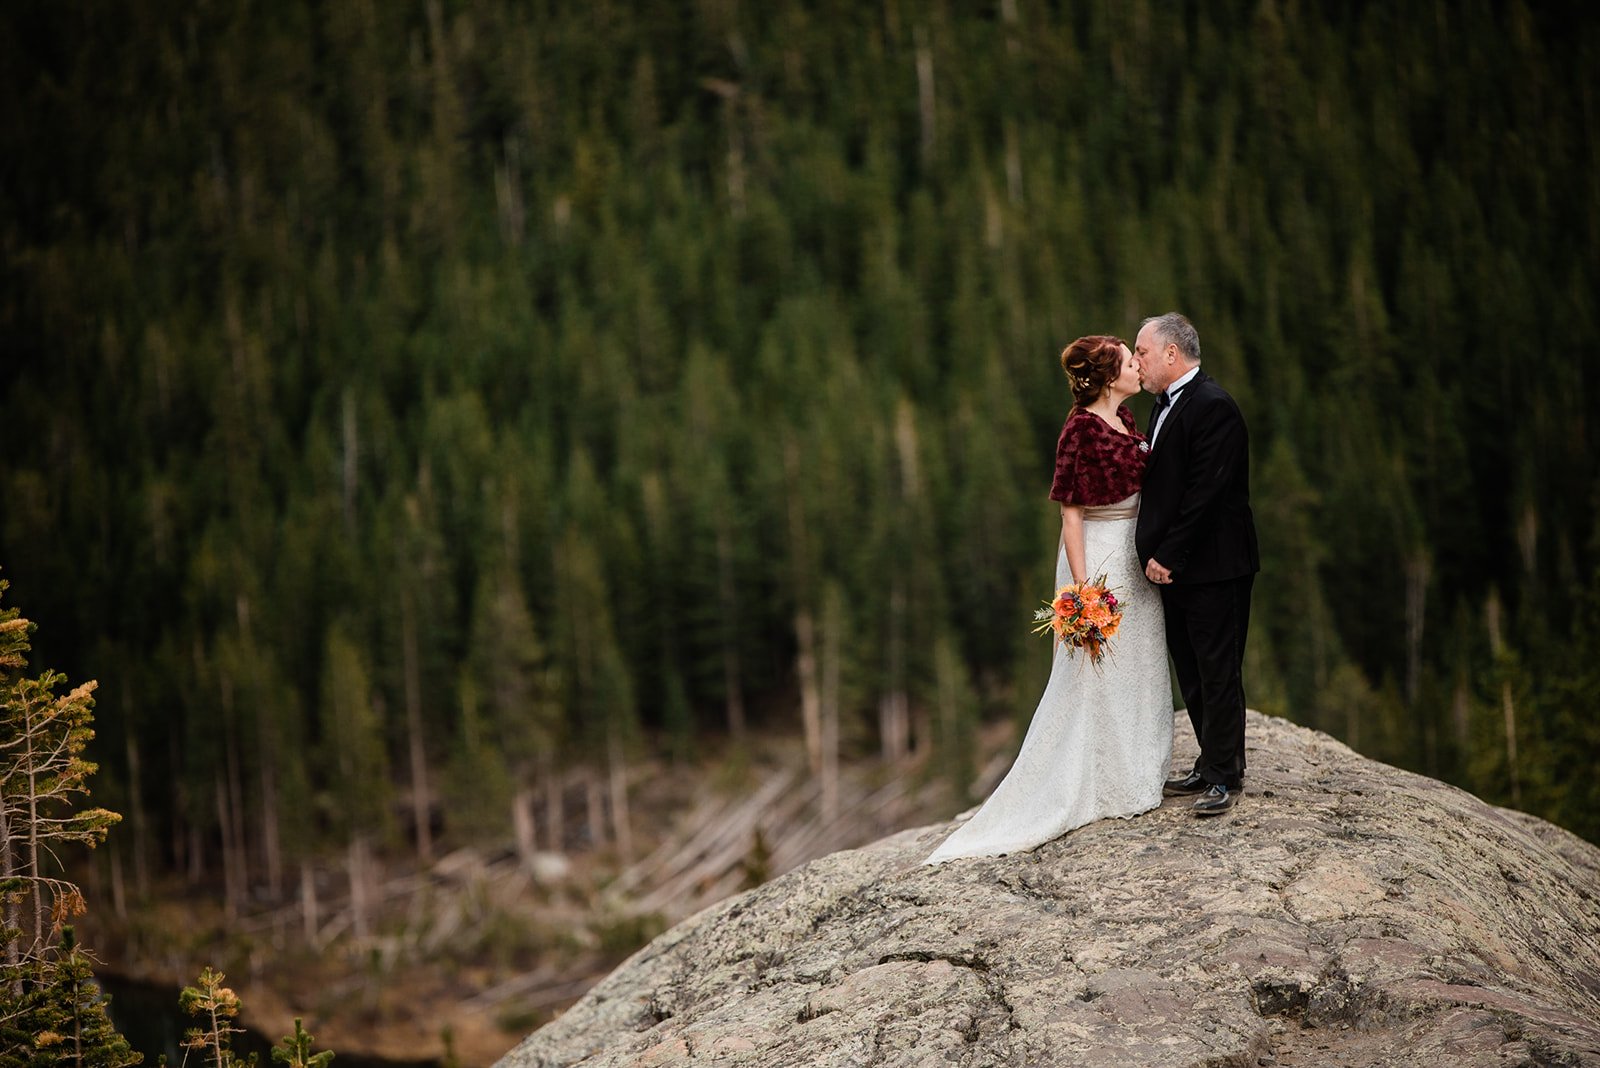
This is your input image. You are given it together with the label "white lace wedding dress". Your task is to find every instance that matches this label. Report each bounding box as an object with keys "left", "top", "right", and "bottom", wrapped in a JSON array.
[{"left": 925, "top": 492, "right": 1172, "bottom": 862}]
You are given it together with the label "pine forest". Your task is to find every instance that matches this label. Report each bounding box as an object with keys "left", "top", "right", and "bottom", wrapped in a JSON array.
[{"left": 2, "top": 0, "right": 1599, "bottom": 1050}]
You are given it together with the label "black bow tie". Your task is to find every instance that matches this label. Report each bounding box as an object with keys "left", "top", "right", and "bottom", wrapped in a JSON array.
[{"left": 1154, "top": 390, "right": 1173, "bottom": 412}]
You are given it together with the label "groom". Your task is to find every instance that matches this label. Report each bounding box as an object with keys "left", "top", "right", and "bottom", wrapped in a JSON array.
[{"left": 1133, "top": 313, "right": 1259, "bottom": 816}]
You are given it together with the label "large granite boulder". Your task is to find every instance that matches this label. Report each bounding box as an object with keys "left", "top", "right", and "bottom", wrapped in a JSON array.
[{"left": 500, "top": 711, "right": 1600, "bottom": 1067}]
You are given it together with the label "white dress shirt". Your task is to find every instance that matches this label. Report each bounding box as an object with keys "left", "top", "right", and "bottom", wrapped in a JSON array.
[{"left": 1149, "top": 365, "right": 1200, "bottom": 447}]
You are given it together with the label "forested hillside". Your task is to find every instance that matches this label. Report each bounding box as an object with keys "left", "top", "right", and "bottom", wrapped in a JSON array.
[{"left": 2, "top": 0, "right": 1597, "bottom": 930}]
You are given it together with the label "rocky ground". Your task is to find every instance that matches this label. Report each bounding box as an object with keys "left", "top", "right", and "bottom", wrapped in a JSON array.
[{"left": 498, "top": 711, "right": 1600, "bottom": 1068}]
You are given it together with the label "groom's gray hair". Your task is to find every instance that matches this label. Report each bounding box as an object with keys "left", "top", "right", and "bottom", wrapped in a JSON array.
[{"left": 1141, "top": 312, "right": 1201, "bottom": 363}]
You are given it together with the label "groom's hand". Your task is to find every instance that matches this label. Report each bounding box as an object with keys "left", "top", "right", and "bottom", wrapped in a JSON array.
[{"left": 1145, "top": 559, "right": 1173, "bottom": 584}]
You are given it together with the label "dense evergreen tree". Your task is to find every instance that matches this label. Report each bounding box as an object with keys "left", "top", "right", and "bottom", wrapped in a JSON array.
[
  {"left": 0, "top": 0, "right": 1595, "bottom": 931},
  {"left": 0, "top": 584, "right": 136, "bottom": 1065},
  {"left": 0, "top": 928, "right": 141, "bottom": 1068}
]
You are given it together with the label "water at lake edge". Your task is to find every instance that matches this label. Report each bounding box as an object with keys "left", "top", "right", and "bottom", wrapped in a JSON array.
[{"left": 98, "top": 974, "right": 443, "bottom": 1068}]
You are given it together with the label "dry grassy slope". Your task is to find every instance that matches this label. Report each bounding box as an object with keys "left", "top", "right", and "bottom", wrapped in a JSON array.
[{"left": 86, "top": 724, "right": 970, "bottom": 1067}]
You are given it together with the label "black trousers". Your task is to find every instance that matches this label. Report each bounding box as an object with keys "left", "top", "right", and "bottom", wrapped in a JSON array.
[{"left": 1160, "top": 574, "right": 1254, "bottom": 788}]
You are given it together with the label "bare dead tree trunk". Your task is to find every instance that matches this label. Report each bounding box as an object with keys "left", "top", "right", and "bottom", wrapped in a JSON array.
[
  {"left": 238, "top": 594, "right": 280, "bottom": 899},
  {"left": 110, "top": 847, "right": 127, "bottom": 920},
  {"left": 215, "top": 774, "right": 239, "bottom": 921},
  {"left": 701, "top": 79, "right": 746, "bottom": 217},
  {"left": 915, "top": 26, "right": 936, "bottom": 167},
  {"left": 543, "top": 757, "right": 565, "bottom": 853},
  {"left": 342, "top": 388, "right": 359, "bottom": 536},
  {"left": 820, "top": 588, "right": 842, "bottom": 824},
  {"left": 885, "top": 403, "right": 922, "bottom": 763},
  {"left": 300, "top": 859, "right": 318, "bottom": 945},
  {"left": 1310, "top": 599, "right": 1330, "bottom": 694},
  {"left": 1001, "top": 0, "right": 1024, "bottom": 199},
  {"left": 717, "top": 523, "right": 746, "bottom": 741},
  {"left": 214, "top": 665, "right": 249, "bottom": 911},
  {"left": 125, "top": 727, "right": 150, "bottom": 900},
  {"left": 879, "top": 691, "right": 910, "bottom": 764},
  {"left": 401, "top": 591, "right": 433, "bottom": 862},
  {"left": 937, "top": 643, "right": 960, "bottom": 782},
  {"left": 1003, "top": 120, "right": 1023, "bottom": 207},
  {"left": 186, "top": 824, "right": 204, "bottom": 886},
  {"left": 794, "top": 609, "right": 823, "bottom": 776},
  {"left": 1502, "top": 682, "right": 1521, "bottom": 807},
  {"left": 608, "top": 727, "right": 634, "bottom": 862},
  {"left": 348, "top": 835, "right": 370, "bottom": 942},
  {"left": 1404, "top": 551, "right": 1430, "bottom": 707},
  {"left": 224, "top": 703, "right": 251, "bottom": 904},
  {"left": 1517, "top": 503, "right": 1538, "bottom": 576},
  {"left": 585, "top": 769, "right": 606, "bottom": 850},
  {"left": 513, "top": 787, "right": 537, "bottom": 866},
  {"left": 783, "top": 437, "right": 822, "bottom": 774},
  {"left": 1486, "top": 592, "right": 1521, "bottom": 806},
  {"left": 1000, "top": 0, "right": 1019, "bottom": 38},
  {"left": 172, "top": 731, "right": 199, "bottom": 885},
  {"left": 880, "top": 582, "right": 910, "bottom": 763},
  {"left": 724, "top": 93, "right": 746, "bottom": 218},
  {"left": 493, "top": 133, "right": 526, "bottom": 246},
  {"left": 1347, "top": 689, "right": 1360, "bottom": 753},
  {"left": 912, "top": 706, "right": 932, "bottom": 759},
  {"left": 259, "top": 757, "right": 281, "bottom": 901}
]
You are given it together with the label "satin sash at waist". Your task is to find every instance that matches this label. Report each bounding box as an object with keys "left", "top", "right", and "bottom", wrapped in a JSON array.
[{"left": 1082, "top": 492, "right": 1139, "bottom": 522}]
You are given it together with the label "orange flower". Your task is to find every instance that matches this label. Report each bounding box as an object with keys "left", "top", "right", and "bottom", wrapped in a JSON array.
[{"left": 1032, "top": 574, "right": 1122, "bottom": 665}]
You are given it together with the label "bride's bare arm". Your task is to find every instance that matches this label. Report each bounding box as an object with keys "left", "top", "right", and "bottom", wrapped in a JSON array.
[{"left": 1060, "top": 503, "right": 1087, "bottom": 585}]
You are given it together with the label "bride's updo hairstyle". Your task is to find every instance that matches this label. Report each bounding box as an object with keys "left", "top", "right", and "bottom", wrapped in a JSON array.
[{"left": 1060, "top": 335, "right": 1127, "bottom": 408}]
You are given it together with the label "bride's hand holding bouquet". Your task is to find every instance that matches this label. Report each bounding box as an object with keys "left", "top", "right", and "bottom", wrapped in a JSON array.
[{"left": 1032, "top": 575, "right": 1122, "bottom": 666}]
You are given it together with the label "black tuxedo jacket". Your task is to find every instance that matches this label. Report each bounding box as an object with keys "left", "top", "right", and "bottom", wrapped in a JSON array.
[{"left": 1135, "top": 370, "right": 1260, "bottom": 583}]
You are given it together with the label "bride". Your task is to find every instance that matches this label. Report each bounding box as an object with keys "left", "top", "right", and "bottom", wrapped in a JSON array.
[{"left": 925, "top": 335, "right": 1172, "bottom": 863}]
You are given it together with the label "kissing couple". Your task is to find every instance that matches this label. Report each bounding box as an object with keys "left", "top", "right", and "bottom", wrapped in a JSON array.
[{"left": 927, "top": 313, "right": 1259, "bottom": 863}]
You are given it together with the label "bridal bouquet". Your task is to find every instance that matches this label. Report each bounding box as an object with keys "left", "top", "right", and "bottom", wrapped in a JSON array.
[{"left": 1031, "top": 576, "right": 1122, "bottom": 665}]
